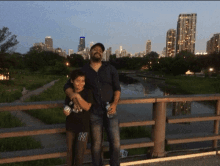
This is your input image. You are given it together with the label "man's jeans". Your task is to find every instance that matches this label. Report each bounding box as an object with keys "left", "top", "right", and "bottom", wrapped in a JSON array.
[{"left": 90, "top": 113, "right": 120, "bottom": 166}]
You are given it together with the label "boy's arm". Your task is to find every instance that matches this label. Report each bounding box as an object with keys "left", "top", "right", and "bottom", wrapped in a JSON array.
[{"left": 65, "top": 88, "right": 82, "bottom": 110}]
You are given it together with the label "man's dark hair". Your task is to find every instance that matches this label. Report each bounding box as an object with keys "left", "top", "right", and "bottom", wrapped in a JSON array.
[{"left": 70, "top": 69, "right": 86, "bottom": 81}]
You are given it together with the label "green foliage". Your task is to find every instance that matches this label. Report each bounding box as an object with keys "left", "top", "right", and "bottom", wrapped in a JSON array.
[
  {"left": 110, "top": 57, "right": 145, "bottom": 70},
  {"left": 0, "top": 158, "right": 65, "bottom": 166},
  {"left": 0, "top": 112, "right": 42, "bottom": 158},
  {"left": 0, "top": 27, "right": 19, "bottom": 53},
  {"left": 0, "top": 137, "right": 42, "bottom": 152},
  {"left": 0, "top": 90, "right": 22, "bottom": 103},
  {"left": 170, "top": 59, "right": 189, "bottom": 76},
  {"left": 165, "top": 76, "right": 220, "bottom": 94},
  {"left": 24, "top": 50, "right": 67, "bottom": 74},
  {"left": 24, "top": 76, "right": 68, "bottom": 124},
  {"left": 49, "top": 61, "right": 69, "bottom": 75},
  {"left": 120, "top": 126, "right": 151, "bottom": 139},
  {"left": 25, "top": 108, "right": 66, "bottom": 125},
  {"left": 25, "top": 76, "right": 67, "bottom": 102},
  {"left": 146, "top": 51, "right": 159, "bottom": 60},
  {"left": 109, "top": 54, "right": 116, "bottom": 61},
  {"left": 67, "top": 54, "right": 85, "bottom": 68},
  {"left": 0, "top": 112, "right": 24, "bottom": 128}
]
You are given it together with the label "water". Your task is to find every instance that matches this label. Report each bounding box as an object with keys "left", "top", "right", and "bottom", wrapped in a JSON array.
[
  {"left": 118, "top": 73, "right": 217, "bottom": 150},
  {"left": 119, "top": 73, "right": 215, "bottom": 118}
]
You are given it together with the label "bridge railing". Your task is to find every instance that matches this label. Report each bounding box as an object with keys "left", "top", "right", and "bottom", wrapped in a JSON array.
[{"left": 0, "top": 94, "right": 220, "bottom": 164}]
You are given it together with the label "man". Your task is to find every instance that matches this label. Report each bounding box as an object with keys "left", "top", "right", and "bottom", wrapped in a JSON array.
[{"left": 64, "top": 43, "right": 121, "bottom": 166}]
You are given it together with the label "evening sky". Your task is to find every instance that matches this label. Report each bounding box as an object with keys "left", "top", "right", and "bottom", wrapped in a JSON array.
[{"left": 1, "top": 1, "right": 219, "bottom": 55}]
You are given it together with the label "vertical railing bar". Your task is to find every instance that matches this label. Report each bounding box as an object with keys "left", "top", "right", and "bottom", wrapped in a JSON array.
[
  {"left": 151, "top": 101, "right": 166, "bottom": 157},
  {"left": 213, "top": 100, "right": 220, "bottom": 154}
]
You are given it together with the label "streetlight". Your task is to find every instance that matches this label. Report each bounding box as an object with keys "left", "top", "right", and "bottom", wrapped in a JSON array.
[
  {"left": 209, "top": 68, "right": 214, "bottom": 72},
  {"left": 66, "top": 62, "right": 69, "bottom": 66}
]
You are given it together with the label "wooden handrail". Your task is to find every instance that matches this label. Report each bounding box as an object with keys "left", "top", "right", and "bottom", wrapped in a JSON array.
[{"left": 0, "top": 94, "right": 220, "bottom": 164}]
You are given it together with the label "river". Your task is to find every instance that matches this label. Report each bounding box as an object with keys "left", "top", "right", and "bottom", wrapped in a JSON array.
[{"left": 118, "top": 73, "right": 218, "bottom": 151}]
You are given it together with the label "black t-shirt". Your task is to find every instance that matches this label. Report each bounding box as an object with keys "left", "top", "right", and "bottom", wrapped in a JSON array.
[{"left": 65, "top": 88, "right": 94, "bottom": 133}]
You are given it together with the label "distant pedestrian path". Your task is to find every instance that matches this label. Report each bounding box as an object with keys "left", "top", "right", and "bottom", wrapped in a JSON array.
[{"left": 10, "top": 79, "right": 66, "bottom": 149}]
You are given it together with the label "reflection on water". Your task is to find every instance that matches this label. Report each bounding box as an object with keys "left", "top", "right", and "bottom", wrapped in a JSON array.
[
  {"left": 172, "top": 101, "right": 191, "bottom": 116},
  {"left": 119, "top": 74, "right": 214, "bottom": 119},
  {"left": 118, "top": 74, "right": 217, "bottom": 150}
]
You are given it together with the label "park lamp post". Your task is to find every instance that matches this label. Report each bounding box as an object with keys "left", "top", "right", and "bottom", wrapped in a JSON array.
[{"left": 209, "top": 68, "right": 214, "bottom": 77}]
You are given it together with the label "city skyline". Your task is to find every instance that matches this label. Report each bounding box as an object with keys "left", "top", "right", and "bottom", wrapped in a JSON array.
[{"left": 1, "top": 1, "right": 220, "bottom": 55}]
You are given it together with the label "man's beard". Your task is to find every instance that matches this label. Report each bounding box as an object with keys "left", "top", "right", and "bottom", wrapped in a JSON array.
[{"left": 91, "top": 53, "right": 102, "bottom": 62}]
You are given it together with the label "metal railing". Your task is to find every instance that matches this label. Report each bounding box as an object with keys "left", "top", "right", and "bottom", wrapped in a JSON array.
[{"left": 0, "top": 94, "right": 220, "bottom": 164}]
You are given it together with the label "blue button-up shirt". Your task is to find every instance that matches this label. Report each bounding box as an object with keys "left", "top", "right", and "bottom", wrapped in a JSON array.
[{"left": 63, "top": 62, "right": 121, "bottom": 115}]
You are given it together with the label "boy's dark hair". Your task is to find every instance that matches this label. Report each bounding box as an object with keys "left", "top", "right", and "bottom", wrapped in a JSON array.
[{"left": 70, "top": 69, "right": 86, "bottom": 81}]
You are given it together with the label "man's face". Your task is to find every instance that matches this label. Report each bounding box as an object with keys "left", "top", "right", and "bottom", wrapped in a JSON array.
[{"left": 90, "top": 45, "right": 103, "bottom": 62}]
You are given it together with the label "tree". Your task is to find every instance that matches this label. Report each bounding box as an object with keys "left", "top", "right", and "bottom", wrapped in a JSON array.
[
  {"left": 146, "top": 51, "right": 159, "bottom": 60},
  {"left": 109, "top": 54, "right": 116, "bottom": 61},
  {"left": 68, "top": 54, "right": 85, "bottom": 67},
  {"left": 0, "top": 27, "right": 19, "bottom": 53},
  {"left": 170, "top": 59, "right": 189, "bottom": 76}
]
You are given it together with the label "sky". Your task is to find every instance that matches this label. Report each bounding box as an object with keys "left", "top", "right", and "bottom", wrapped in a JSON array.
[{"left": 1, "top": 1, "right": 220, "bottom": 55}]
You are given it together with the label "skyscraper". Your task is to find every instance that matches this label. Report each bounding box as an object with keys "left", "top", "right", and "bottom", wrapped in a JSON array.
[
  {"left": 176, "top": 13, "right": 197, "bottom": 55},
  {"left": 90, "top": 41, "right": 94, "bottom": 49},
  {"left": 78, "top": 36, "right": 85, "bottom": 52},
  {"left": 45, "top": 36, "right": 53, "bottom": 49},
  {"left": 68, "top": 49, "right": 74, "bottom": 56},
  {"left": 119, "top": 46, "right": 123, "bottom": 54},
  {"left": 146, "top": 40, "right": 151, "bottom": 55},
  {"left": 206, "top": 33, "right": 220, "bottom": 54},
  {"left": 166, "top": 29, "right": 176, "bottom": 57}
]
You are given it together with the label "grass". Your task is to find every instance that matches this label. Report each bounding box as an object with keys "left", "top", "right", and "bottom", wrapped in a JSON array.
[
  {"left": 0, "top": 111, "right": 42, "bottom": 153},
  {"left": 24, "top": 76, "right": 68, "bottom": 124},
  {"left": 0, "top": 111, "right": 66, "bottom": 166},
  {"left": 165, "top": 75, "right": 220, "bottom": 94},
  {"left": 0, "top": 69, "right": 60, "bottom": 103},
  {"left": 0, "top": 158, "right": 66, "bottom": 166}
]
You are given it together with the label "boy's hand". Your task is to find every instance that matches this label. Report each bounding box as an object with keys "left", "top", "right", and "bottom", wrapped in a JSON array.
[{"left": 63, "top": 109, "right": 70, "bottom": 116}]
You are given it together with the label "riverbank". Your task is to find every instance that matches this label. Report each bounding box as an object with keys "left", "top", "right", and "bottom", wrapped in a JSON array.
[{"left": 134, "top": 70, "right": 220, "bottom": 95}]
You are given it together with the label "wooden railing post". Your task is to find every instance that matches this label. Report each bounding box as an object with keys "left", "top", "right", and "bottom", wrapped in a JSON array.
[
  {"left": 213, "top": 100, "right": 220, "bottom": 149},
  {"left": 151, "top": 102, "right": 166, "bottom": 157}
]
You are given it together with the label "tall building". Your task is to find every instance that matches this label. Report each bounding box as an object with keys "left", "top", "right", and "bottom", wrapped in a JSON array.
[
  {"left": 115, "top": 49, "right": 120, "bottom": 58},
  {"left": 78, "top": 36, "right": 85, "bottom": 52},
  {"left": 161, "top": 47, "right": 166, "bottom": 57},
  {"left": 90, "top": 41, "right": 94, "bottom": 49},
  {"left": 206, "top": 33, "right": 220, "bottom": 54},
  {"left": 68, "top": 49, "right": 74, "bottom": 56},
  {"left": 105, "top": 47, "right": 112, "bottom": 61},
  {"left": 45, "top": 36, "right": 53, "bottom": 49},
  {"left": 121, "top": 49, "right": 127, "bottom": 57},
  {"left": 166, "top": 29, "right": 176, "bottom": 57},
  {"left": 146, "top": 40, "right": 151, "bottom": 55},
  {"left": 119, "top": 46, "right": 123, "bottom": 54},
  {"left": 33, "top": 42, "right": 46, "bottom": 51},
  {"left": 176, "top": 13, "right": 197, "bottom": 55}
]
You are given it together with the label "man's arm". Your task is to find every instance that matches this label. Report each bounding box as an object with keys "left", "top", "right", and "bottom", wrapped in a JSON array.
[
  {"left": 65, "top": 88, "right": 81, "bottom": 110},
  {"left": 75, "top": 94, "right": 92, "bottom": 111},
  {"left": 108, "top": 65, "right": 121, "bottom": 114},
  {"left": 109, "top": 90, "right": 121, "bottom": 114}
]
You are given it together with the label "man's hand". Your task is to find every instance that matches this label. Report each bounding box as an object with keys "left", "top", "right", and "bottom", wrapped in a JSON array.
[
  {"left": 71, "top": 93, "right": 82, "bottom": 111},
  {"left": 108, "top": 103, "right": 117, "bottom": 114}
]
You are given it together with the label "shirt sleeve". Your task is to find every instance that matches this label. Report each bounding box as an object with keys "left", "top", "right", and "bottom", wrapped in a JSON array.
[
  {"left": 63, "top": 79, "right": 72, "bottom": 92},
  {"left": 111, "top": 65, "right": 121, "bottom": 92}
]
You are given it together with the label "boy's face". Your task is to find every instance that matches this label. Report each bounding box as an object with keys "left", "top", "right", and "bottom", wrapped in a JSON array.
[{"left": 71, "top": 76, "right": 85, "bottom": 92}]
